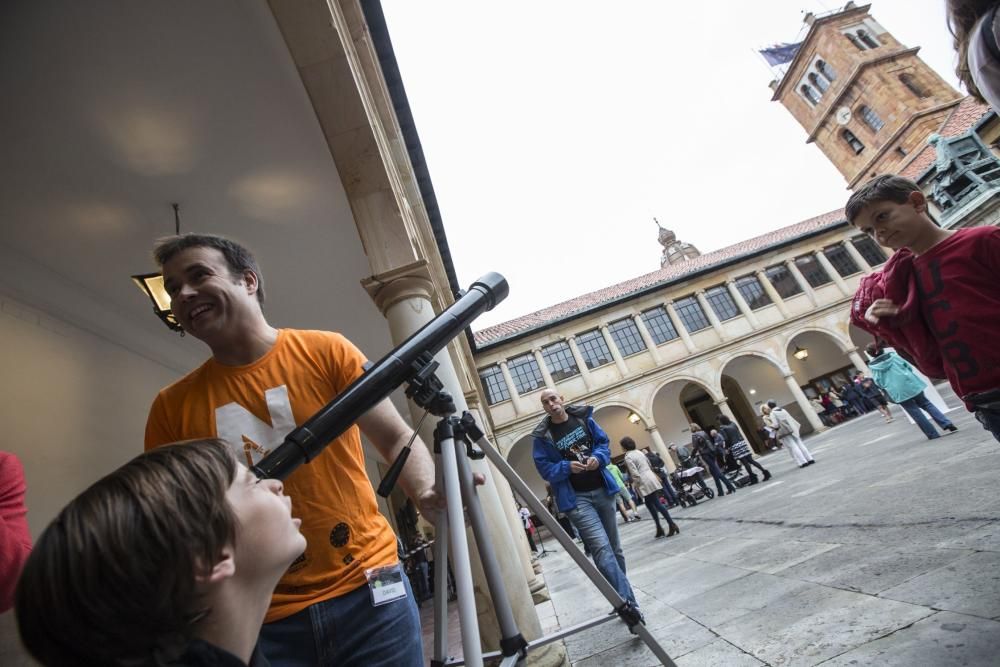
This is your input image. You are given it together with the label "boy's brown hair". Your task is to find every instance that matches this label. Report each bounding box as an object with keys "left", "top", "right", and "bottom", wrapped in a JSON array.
[
  {"left": 16, "top": 440, "right": 238, "bottom": 666},
  {"left": 845, "top": 175, "right": 922, "bottom": 225}
]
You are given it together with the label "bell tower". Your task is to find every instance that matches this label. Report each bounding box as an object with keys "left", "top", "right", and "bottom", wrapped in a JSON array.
[
  {"left": 767, "top": 2, "right": 962, "bottom": 188},
  {"left": 656, "top": 219, "right": 700, "bottom": 268}
]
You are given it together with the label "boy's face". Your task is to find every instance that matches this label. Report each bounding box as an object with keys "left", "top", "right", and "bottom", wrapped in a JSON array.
[
  {"left": 851, "top": 191, "right": 929, "bottom": 251},
  {"left": 226, "top": 465, "right": 306, "bottom": 578}
]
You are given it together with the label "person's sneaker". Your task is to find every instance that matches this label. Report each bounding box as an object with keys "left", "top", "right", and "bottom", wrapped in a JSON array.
[{"left": 945, "top": 424, "right": 958, "bottom": 432}]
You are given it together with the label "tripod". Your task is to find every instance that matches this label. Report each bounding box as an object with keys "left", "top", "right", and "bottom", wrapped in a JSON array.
[{"left": 392, "top": 358, "right": 676, "bottom": 667}]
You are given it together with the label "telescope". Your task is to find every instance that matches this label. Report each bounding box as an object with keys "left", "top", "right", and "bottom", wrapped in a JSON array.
[{"left": 252, "top": 272, "right": 508, "bottom": 482}]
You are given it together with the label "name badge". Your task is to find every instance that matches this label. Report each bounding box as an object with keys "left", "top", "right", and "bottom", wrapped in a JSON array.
[{"left": 365, "top": 563, "right": 408, "bottom": 607}]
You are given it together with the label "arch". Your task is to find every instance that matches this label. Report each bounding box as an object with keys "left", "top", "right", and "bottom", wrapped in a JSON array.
[
  {"left": 505, "top": 433, "right": 548, "bottom": 501},
  {"left": 647, "top": 373, "right": 722, "bottom": 414},
  {"left": 857, "top": 29, "right": 879, "bottom": 49},
  {"left": 816, "top": 59, "right": 836, "bottom": 82},
  {"left": 857, "top": 104, "right": 884, "bottom": 132},
  {"left": 842, "top": 128, "right": 865, "bottom": 154},
  {"left": 808, "top": 71, "right": 829, "bottom": 94},
  {"left": 800, "top": 84, "right": 820, "bottom": 105},
  {"left": 715, "top": 348, "right": 788, "bottom": 388},
  {"left": 783, "top": 326, "right": 852, "bottom": 354},
  {"left": 899, "top": 72, "right": 929, "bottom": 98},
  {"left": 593, "top": 399, "right": 650, "bottom": 427}
]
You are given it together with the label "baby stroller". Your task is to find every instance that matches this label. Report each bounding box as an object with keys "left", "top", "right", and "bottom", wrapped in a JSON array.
[{"left": 670, "top": 460, "right": 715, "bottom": 506}]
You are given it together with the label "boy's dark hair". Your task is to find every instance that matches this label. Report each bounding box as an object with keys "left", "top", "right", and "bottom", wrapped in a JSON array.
[
  {"left": 865, "top": 341, "right": 884, "bottom": 357},
  {"left": 620, "top": 436, "right": 636, "bottom": 451},
  {"left": 766, "top": 400, "right": 778, "bottom": 409},
  {"left": 16, "top": 440, "right": 238, "bottom": 666},
  {"left": 845, "top": 175, "right": 922, "bottom": 225},
  {"left": 153, "top": 233, "right": 265, "bottom": 305},
  {"left": 718, "top": 415, "right": 732, "bottom": 426}
]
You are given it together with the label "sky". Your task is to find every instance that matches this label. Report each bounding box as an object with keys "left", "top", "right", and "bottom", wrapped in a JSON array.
[{"left": 379, "top": 1, "right": 963, "bottom": 331}]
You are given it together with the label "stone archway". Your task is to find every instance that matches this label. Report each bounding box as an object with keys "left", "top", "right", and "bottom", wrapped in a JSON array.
[
  {"left": 786, "top": 329, "right": 862, "bottom": 398},
  {"left": 592, "top": 404, "right": 653, "bottom": 460},
  {"left": 719, "top": 352, "right": 796, "bottom": 444},
  {"left": 650, "top": 377, "right": 719, "bottom": 464},
  {"left": 506, "top": 434, "right": 547, "bottom": 502}
]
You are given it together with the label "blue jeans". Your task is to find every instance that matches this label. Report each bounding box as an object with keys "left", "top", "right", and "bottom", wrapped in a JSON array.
[
  {"left": 899, "top": 392, "right": 953, "bottom": 439},
  {"left": 567, "top": 488, "right": 637, "bottom": 607},
  {"left": 259, "top": 575, "right": 423, "bottom": 667},
  {"left": 703, "top": 456, "right": 735, "bottom": 494}
]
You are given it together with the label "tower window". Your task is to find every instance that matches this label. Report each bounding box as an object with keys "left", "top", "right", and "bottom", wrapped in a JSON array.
[
  {"left": 899, "top": 73, "right": 929, "bottom": 98},
  {"left": 858, "top": 105, "right": 885, "bottom": 132},
  {"left": 816, "top": 59, "right": 837, "bottom": 82},
  {"left": 857, "top": 29, "right": 879, "bottom": 49},
  {"left": 846, "top": 33, "right": 866, "bottom": 50},
  {"left": 808, "top": 72, "right": 829, "bottom": 94},
  {"left": 800, "top": 84, "right": 821, "bottom": 106},
  {"left": 842, "top": 129, "right": 865, "bottom": 154}
]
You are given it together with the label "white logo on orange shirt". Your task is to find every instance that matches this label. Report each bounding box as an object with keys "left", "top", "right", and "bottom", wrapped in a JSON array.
[{"left": 216, "top": 385, "right": 296, "bottom": 466}]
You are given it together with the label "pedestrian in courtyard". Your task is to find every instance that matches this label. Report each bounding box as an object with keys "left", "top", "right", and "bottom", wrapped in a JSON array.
[
  {"left": 860, "top": 376, "right": 894, "bottom": 423},
  {"left": 841, "top": 382, "right": 868, "bottom": 417},
  {"left": 848, "top": 174, "right": 1000, "bottom": 442},
  {"left": 718, "top": 415, "right": 771, "bottom": 484},
  {"left": 865, "top": 342, "right": 958, "bottom": 440},
  {"left": 642, "top": 447, "right": 680, "bottom": 507},
  {"left": 762, "top": 402, "right": 815, "bottom": 468},
  {"left": 826, "top": 389, "right": 848, "bottom": 422},
  {"left": 532, "top": 390, "right": 642, "bottom": 619},
  {"left": 518, "top": 503, "right": 540, "bottom": 555},
  {"left": 606, "top": 461, "right": 640, "bottom": 523},
  {"left": 621, "top": 437, "right": 679, "bottom": 539},
  {"left": 810, "top": 395, "right": 832, "bottom": 427},
  {"left": 669, "top": 443, "right": 712, "bottom": 500},
  {"left": 691, "top": 423, "right": 736, "bottom": 496}
]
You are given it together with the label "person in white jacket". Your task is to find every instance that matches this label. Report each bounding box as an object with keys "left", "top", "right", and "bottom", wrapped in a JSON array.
[
  {"left": 762, "top": 401, "right": 816, "bottom": 468},
  {"left": 620, "top": 437, "right": 679, "bottom": 539}
]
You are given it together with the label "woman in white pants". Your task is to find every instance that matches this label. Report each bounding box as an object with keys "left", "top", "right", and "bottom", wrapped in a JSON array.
[{"left": 762, "top": 402, "right": 815, "bottom": 468}]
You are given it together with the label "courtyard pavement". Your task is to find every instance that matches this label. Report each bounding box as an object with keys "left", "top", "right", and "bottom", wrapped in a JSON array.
[{"left": 528, "top": 385, "right": 1000, "bottom": 666}]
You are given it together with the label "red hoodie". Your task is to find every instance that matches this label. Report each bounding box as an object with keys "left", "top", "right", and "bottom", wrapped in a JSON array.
[
  {"left": 0, "top": 452, "right": 31, "bottom": 612},
  {"left": 851, "top": 226, "right": 1000, "bottom": 409}
]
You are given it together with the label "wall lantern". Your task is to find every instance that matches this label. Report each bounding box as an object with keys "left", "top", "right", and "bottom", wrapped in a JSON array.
[
  {"left": 132, "top": 203, "right": 183, "bottom": 333},
  {"left": 627, "top": 412, "right": 641, "bottom": 424},
  {"left": 793, "top": 346, "right": 809, "bottom": 360}
]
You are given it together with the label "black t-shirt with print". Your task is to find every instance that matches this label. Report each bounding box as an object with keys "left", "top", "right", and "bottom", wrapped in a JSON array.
[{"left": 549, "top": 416, "right": 603, "bottom": 492}]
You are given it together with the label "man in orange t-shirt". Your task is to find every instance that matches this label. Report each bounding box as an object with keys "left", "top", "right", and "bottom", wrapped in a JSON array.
[{"left": 145, "top": 234, "right": 439, "bottom": 667}]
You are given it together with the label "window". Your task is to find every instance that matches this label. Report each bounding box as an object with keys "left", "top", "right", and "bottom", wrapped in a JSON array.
[
  {"left": 857, "top": 29, "right": 879, "bottom": 49},
  {"left": 640, "top": 307, "right": 680, "bottom": 345},
  {"left": 899, "top": 73, "right": 929, "bottom": 98},
  {"left": 541, "top": 341, "right": 579, "bottom": 382},
  {"left": 858, "top": 105, "right": 884, "bottom": 132},
  {"left": 794, "top": 255, "right": 832, "bottom": 288},
  {"left": 823, "top": 244, "right": 861, "bottom": 276},
  {"left": 673, "top": 296, "right": 711, "bottom": 333},
  {"left": 575, "top": 329, "right": 613, "bottom": 369},
  {"left": 478, "top": 365, "right": 510, "bottom": 405},
  {"left": 507, "top": 353, "right": 545, "bottom": 395},
  {"left": 842, "top": 129, "right": 865, "bottom": 154},
  {"left": 816, "top": 59, "right": 836, "bottom": 82},
  {"left": 704, "top": 285, "right": 740, "bottom": 321},
  {"left": 846, "top": 32, "right": 866, "bottom": 51},
  {"left": 608, "top": 318, "right": 646, "bottom": 357},
  {"left": 764, "top": 264, "right": 803, "bottom": 299},
  {"left": 800, "top": 84, "right": 820, "bottom": 105},
  {"left": 808, "top": 72, "right": 829, "bottom": 94},
  {"left": 734, "top": 275, "right": 773, "bottom": 310},
  {"left": 852, "top": 237, "right": 888, "bottom": 266}
]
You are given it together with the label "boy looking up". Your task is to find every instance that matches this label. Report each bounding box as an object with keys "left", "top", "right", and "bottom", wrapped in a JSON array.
[
  {"left": 16, "top": 439, "right": 305, "bottom": 666},
  {"left": 847, "top": 174, "right": 1000, "bottom": 442}
]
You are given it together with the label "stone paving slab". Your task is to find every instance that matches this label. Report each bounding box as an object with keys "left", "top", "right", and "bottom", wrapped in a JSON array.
[
  {"left": 674, "top": 638, "right": 767, "bottom": 667},
  {"left": 820, "top": 610, "right": 1000, "bottom": 666},
  {"left": 774, "top": 543, "right": 974, "bottom": 595},
  {"left": 672, "top": 572, "right": 813, "bottom": 627},
  {"left": 712, "top": 584, "right": 933, "bottom": 666},
  {"left": 878, "top": 550, "right": 1000, "bottom": 620},
  {"left": 571, "top": 615, "right": 716, "bottom": 667},
  {"left": 680, "top": 536, "right": 840, "bottom": 575},
  {"left": 627, "top": 556, "right": 749, "bottom": 606}
]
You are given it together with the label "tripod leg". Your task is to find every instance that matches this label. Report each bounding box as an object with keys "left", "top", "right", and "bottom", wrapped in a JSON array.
[
  {"left": 454, "top": 438, "right": 528, "bottom": 662},
  {"left": 431, "top": 513, "right": 450, "bottom": 666},
  {"left": 471, "top": 433, "right": 678, "bottom": 667},
  {"left": 437, "top": 425, "right": 484, "bottom": 666}
]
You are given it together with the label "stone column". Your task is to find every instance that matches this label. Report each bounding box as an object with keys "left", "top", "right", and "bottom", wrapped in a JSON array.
[
  {"left": 696, "top": 289, "right": 728, "bottom": 339},
  {"left": 565, "top": 335, "right": 593, "bottom": 390},
  {"left": 714, "top": 397, "right": 739, "bottom": 424},
  {"left": 600, "top": 323, "right": 629, "bottom": 376},
  {"left": 646, "top": 425, "right": 676, "bottom": 472},
  {"left": 726, "top": 280, "right": 759, "bottom": 328},
  {"left": 498, "top": 359, "right": 528, "bottom": 416},
  {"left": 783, "top": 371, "right": 826, "bottom": 432},
  {"left": 665, "top": 300, "right": 697, "bottom": 352},
  {"left": 846, "top": 347, "right": 871, "bottom": 376},
  {"left": 632, "top": 313, "right": 662, "bottom": 363},
  {"left": 843, "top": 240, "right": 872, "bottom": 272},
  {"left": 362, "top": 264, "right": 545, "bottom": 652},
  {"left": 786, "top": 259, "right": 818, "bottom": 306},
  {"left": 815, "top": 250, "right": 850, "bottom": 295},
  {"left": 755, "top": 269, "right": 790, "bottom": 317},
  {"left": 532, "top": 347, "right": 556, "bottom": 391}
]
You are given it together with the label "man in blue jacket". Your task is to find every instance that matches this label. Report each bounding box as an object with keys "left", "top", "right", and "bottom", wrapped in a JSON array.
[{"left": 532, "top": 389, "right": 639, "bottom": 612}]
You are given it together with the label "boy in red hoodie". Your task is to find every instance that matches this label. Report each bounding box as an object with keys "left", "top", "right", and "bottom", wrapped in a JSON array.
[{"left": 847, "top": 174, "right": 1000, "bottom": 442}]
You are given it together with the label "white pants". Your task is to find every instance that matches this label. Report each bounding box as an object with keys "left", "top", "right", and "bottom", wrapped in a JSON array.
[{"left": 780, "top": 432, "right": 813, "bottom": 466}]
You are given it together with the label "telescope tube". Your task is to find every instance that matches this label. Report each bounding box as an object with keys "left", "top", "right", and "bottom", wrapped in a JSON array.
[{"left": 252, "top": 272, "right": 508, "bottom": 481}]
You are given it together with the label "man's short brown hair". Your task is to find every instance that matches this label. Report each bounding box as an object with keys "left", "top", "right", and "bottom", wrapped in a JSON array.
[
  {"left": 16, "top": 440, "right": 238, "bottom": 666},
  {"left": 845, "top": 174, "right": 922, "bottom": 225},
  {"left": 153, "top": 233, "right": 266, "bottom": 305}
]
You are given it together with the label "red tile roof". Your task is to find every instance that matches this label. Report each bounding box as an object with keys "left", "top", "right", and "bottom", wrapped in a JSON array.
[
  {"left": 474, "top": 208, "right": 847, "bottom": 347},
  {"left": 899, "top": 97, "right": 991, "bottom": 179}
]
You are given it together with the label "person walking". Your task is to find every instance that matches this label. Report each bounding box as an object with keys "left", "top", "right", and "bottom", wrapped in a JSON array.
[
  {"left": 621, "top": 438, "right": 679, "bottom": 539},
  {"left": 606, "top": 462, "right": 640, "bottom": 522},
  {"left": 691, "top": 423, "right": 737, "bottom": 496},
  {"left": 764, "top": 401, "right": 815, "bottom": 467},
  {"left": 518, "top": 504, "right": 540, "bottom": 555},
  {"left": 718, "top": 416, "right": 771, "bottom": 484},
  {"left": 866, "top": 342, "right": 958, "bottom": 440},
  {"left": 859, "top": 377, "right": 894, "bottom": 423},
  {"left": 642, "top": 447, "right": 679, "bottom": 507}
]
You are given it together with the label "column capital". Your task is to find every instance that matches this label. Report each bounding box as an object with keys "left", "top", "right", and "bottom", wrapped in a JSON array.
[
  {"left": 531, "top": 346, "right": 542, "bottom": 354},
  {"left": 782, "top": 370, "right": 796, "bottom": 379},
  {"left": 713, "top": 397, "right": 730, "bottom": 406},
  {"left": 499, "top": 359, "right": 511, "bottom": 369},
  {"left": 695, "top": 288, "right": 707, "bottom": 296},
  {"left": 644, "top": 423, "right": 658, "bottom": 432},
  {"left": 360, "top": 259, "right": 435, "bottom": 315}
]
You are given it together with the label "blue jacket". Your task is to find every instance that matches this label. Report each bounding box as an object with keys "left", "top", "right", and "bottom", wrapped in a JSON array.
[
  {"left": 868, "top": 350, "right": 926, "bottom": 403},
  {"left": 532, "top": 405, "right": 620, "bottom": 513}
]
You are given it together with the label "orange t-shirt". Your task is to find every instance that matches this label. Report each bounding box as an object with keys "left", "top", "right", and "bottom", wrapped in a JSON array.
[{"left": 144, "top": 329, "right": 397, "bottom": 623}]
